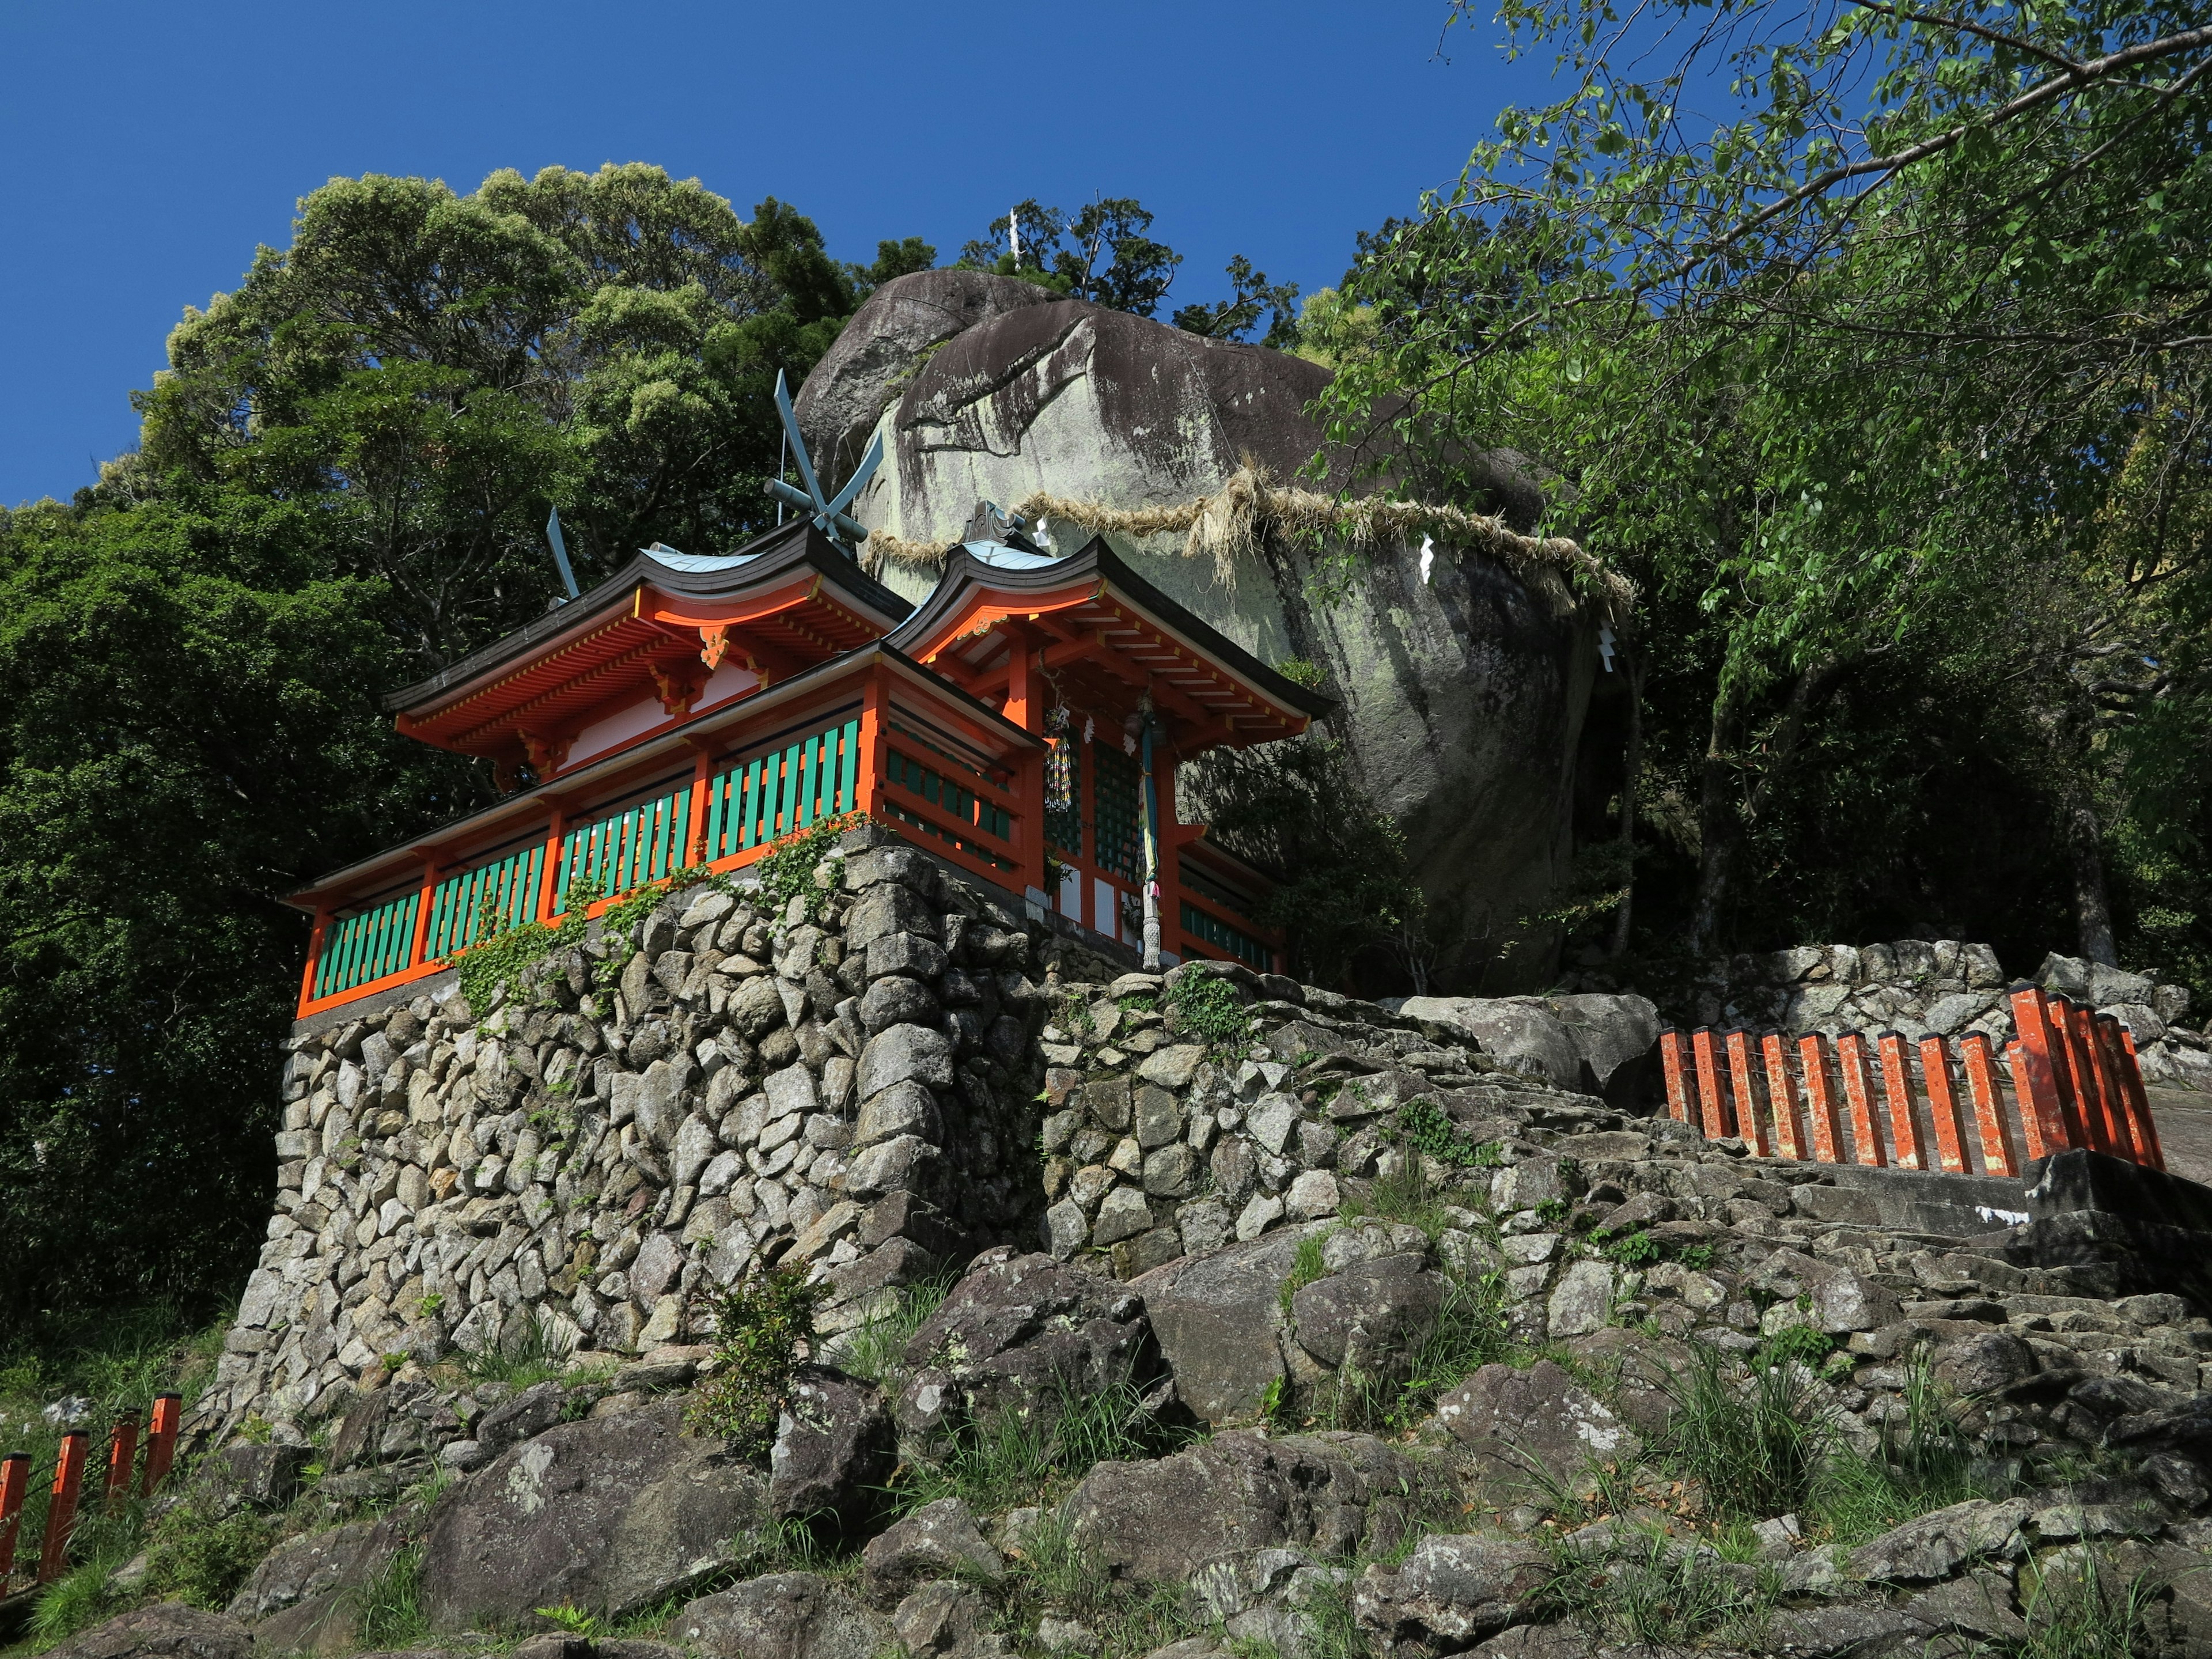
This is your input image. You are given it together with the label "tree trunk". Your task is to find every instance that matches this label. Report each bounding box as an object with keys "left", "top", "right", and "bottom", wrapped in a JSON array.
[
  {"left": 1608, "top": 654, "right": 1645, "bottom": 959},
  {"left": 2069, "top": 801, "right": 2120, "bottom": 966},
  {"left": 1689, "top": 654, "right": 1848, "bottom": 956},
  {"left": 1687, "top": 678, "right": 1745, "bottom": 956}
]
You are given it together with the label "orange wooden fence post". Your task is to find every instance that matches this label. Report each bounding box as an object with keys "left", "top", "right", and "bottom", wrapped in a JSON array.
[
  {"left": 1960, "top": 1032, "right": 2019, "bottom": 1176},
  {"left": 2117, "top": 1028, "right": 2167, "bottom": 1172},
  {"left": 0, "top": 1452, "right": 28, "bottom": 1589},
  {"left": 141, "top": 1395, "right": 181, "bottom": 1496},
  {"left": 2047, "top": 997, "right": 2102, "bottom": 1150},
  {"left": 1918, "top": 1036, "right": 1972, "bottom": 1174},
  {"left": 104, "top": 1411, "right": 139, "bottom": 1504},
  {"left": 2075, "top": 1005, "right": 2127, "bottom": 1156},
  {"left": 1726, "top": 1030, "right": 1771, "bottom": 1155},
  {"left": 1660, "top": 1032, "right": 1694, "bottom": 1124},
  {"left": 1691, "top": 1028, "right": 1732, "bottom": 1139},
  {"left": 1762, "top": 1032, "right": 1807, "bottom": 1160},
  {"left": 40, "top": 1430, "right": 87, "bottom": 1582},
  {"left": 1875, "top": 1032, "right": 1930, "bottom": 1169},
  {"left": 1798, "top": 1033, "right": 1845, "bottom": 1164},
  {"left": 2006, "top": 985, "right": 2074, "bottom": 1156},
  {"left": 1836, "top": 1032, "right": 1886, "bottom": 1166},
  {"left": 2093, "top": 1013, "right": 2155, "bottom": 1166}
]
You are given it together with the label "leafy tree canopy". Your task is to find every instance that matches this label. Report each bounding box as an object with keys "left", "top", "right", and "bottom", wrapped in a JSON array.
[
  {"left": 1317, "top": 0, "right": 2212, "bottom": 982},
  {"left": 0, "top": 164, "right": 932, "bottom": 1327}
]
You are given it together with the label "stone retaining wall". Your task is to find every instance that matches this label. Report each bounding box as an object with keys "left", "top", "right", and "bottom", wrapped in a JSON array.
[{"left": 197, "top": 824, "right": 1077, "bottom": 1441}]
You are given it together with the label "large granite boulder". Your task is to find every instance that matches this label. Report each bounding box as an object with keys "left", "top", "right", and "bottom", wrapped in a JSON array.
[
  {"left": 1130, "top": 1225, "right": 1319, "bottom": 1425},
  {"left": 45, "top": 1605, "right": 255, "bottom": 1659},
  {"left": 1063, "top": 1429, "right": 1450, "bottom": 1583},
  {"left": 1396, "top": 994, "right": 1659, "bottom": 1109},
  {"left": 675, "top": 1573, "right": 888, "bottom": 1659},
  {"left": 799, "top": 270, "right": 1606, "bottom": 992},
  {"left": 419, "top": 1399, "right": 769, "bottom": 1627}
]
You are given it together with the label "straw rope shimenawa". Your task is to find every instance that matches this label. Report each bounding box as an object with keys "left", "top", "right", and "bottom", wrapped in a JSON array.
[{"left": 858, "top": 463, "right": 1636, "bottom": 614}]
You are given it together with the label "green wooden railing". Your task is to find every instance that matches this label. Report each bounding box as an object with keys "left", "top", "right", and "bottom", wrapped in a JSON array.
[
  {"left": 704, "top": 716, "right": 859, "bottom": 862},
  {"left": 555, "top": 783, "right": 692, "bottom": 914},
  {"left": 1181, "top": 900, "right": 1272, "bottom": 971},
  {"left": 313, "top": 891, "right": 421, "bottom": 999},
  {"left": 426, "top": 844, "right": 543, "bottom": 958}
]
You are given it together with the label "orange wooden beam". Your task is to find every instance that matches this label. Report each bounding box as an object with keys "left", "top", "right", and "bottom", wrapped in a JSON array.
[
  {"left": 1726, "top": 1030, "right": 1770, "bottom": 1156},
  {"left": 1876, "top": 1031, "right": 1929, "bottom": 1170},
  {"left": 1836, "top": 1032, "right": 1886, "bottom": 1166},
  {"left": 1918, "top": 1036, "right": 1972, "bottom": 1174},
  {"left": 1660, "top": 1031, "right": 1693, "bottom": 1124},
  {"left": 1798, "top": 1033, "right": 1845, "bottom": 1164},
  {"left": 1762, "top": 1032, "right": 1806, "bottom": 1160}
]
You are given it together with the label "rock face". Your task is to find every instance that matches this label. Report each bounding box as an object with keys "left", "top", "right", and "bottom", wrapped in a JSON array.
[
  {"left": 419, "top": 1400, "right": 770, "bottom": 1626},
  {"left": 1064, "top": 1430, "right": 1450, "bottom": 1583},
  {"left": 1395, "top": 994, "right": 1659, "bottom": 1109},
  {"left": 675, "top": 1573, "right": 887, "bottom": 1659},
  {"left": 46, "top": 1606, "right": 255, "bottom": 1659},
  {"left": 799, "top": 268, "right": 1604, "bottom": 992}
]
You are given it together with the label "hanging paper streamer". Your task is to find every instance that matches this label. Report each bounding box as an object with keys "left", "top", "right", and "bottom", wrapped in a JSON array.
[{"left": 1045, "top": 706, "right": 1074, "bottom": 813}]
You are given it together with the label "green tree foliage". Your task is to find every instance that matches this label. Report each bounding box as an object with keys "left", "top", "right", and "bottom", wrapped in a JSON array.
[
  {"left": 1171, "top": 255, "right": 1304, "bottom": 350},
  {"left": 0, "top": 164, "right": 929, "bottom": 1328},
  {"left": 960, "top": 197, "right": 1184, "bottom": 316},
  {"left": 1320, "top": 0, "right": 2212, "bottom": 983}
]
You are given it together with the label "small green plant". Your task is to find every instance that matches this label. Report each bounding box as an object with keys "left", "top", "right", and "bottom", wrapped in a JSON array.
[
  {"left": 29, "top": 1559, "right": 120, "bottom": 1644},
  {"left": 237, "top": 1414, "right": 273, "bottom": 1444},
  {"left": 1532, "top": 1197, "right": 1572, "bottom": 1225},
  {"left": 415, "top": 1292, "right": 445, "bottom": 1319},
  {"left": 1677, "top": 1242, "right": 1715, "bottom": 1270},
  {"left": 1118, "top": 993, "right": 1160, "bottom": 1014},
  {"left": 1654, "top": 1340, "right": 1832, "bottom": 1522},
  {"left": 833, "top": 1272, "right": 956, "bottom": 1388},
  {"left": 1163, "top": 971, "right": 1252, "bottom": 1046},
  {"left": 456, "top": 1306, "right": 577, "bottom": 1389},
  {"left": 1342, "top": 1156, "right": 1456, "bottom": 1238},
  {"left": 353, "top": 1543, "right": 429, "bottom": 1649},
  {"left": 1605, "top": 1229, "right": 1660, "bottom": 1266},
  {"left": 1389, "top": 1097, "right": 1494, "bottom": 1168},
  {"left": 1279, "top": 1232, "right": 1331, "bottom": 1319},
  {"left": 687, "top": 1269, "right": 824, "bottom": 1456},
  {"left": 1537, "top": 1532, "right": 1778, "bottom": 1650},
  {"left": 2017, "top": 1547, "right": 2165, "bottom": 1659},
  {"left": 141, "top": 1497, "right": 276, "bottom": 1608},
  {"left": 895, "top": 1379, "right": 1186, "bottom": 1516},
  {"left": 536, "top": 1603, "right": 609, "bottom": 1637},
  {"left": 1755, "top": 1323, "right": 1838, "bottom": 1374},
  {"left": 754, "top": 814, "right": 859, "bottom": 919}
]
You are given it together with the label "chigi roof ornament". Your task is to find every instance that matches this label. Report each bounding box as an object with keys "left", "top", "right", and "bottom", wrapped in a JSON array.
[{"left": 762, "top": 369, "right": 881, "bottom": 554}]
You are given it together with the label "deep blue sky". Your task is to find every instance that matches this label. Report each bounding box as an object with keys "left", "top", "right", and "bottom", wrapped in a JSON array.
[{"left": 0, "top": 0, "right": 1541, "bottom": 509}]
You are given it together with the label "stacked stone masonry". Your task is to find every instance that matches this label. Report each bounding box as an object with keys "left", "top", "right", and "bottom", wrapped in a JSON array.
[{"left": 201, "top": 824, "right": 1067, "bottom": 1439}]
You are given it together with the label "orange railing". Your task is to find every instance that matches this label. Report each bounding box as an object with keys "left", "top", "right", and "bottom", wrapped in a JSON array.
[
  {"left": 1, "top": 1395, "right": 179, "bottom": 1594},
  {"left": 1659, "top": 984, "right": 2164, "bottom": 1176}
]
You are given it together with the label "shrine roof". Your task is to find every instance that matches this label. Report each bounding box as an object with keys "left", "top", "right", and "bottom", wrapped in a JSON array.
[
  {"left": 380, "top": 522, "right": 910, "bottom": 757},
  {"left": 887, "top": 536, "right": 1333, "bottom": 745}
]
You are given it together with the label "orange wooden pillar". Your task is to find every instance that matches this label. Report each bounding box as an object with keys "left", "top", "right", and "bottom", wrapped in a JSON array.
[
  {"left": 683, "top": 745, "right": 714, "bottom": 870},
  {"left": 0, "top": 1452, "right": 28, "bottom": 1588},
  {"left": 2046, "top": 997, "right": 2103, "bottom": 1150},
  {"left": 1690, "top": 1029, "right": 1732, "bottom": 1138},
  {"left": 2094, "top": 1014, "right": 2156, "bottom": 1166},
  {"left": 1798, "top": 1034, "right": 1845, "bottom": 1164},
  {"left": 1659, "top": 1032, "right": 1694, "bottom": 1123},
  {"left": 103, "top": 1412, "right": 138, "bottom": 1504},
  {"left": 406, "top": 849, "right": 440, "bottom": 974},
  {"left": 1959, "top": 1032, "right": 2019, "bottom": 1175},
  {"left": 2071, "top": 1002, "right": 2127, "bottom": 1154},
  {"left": 2116, "top": 1027, "right": 2167, "bottom": 1171},
  {"left": 2006, "top": 985, "right": 2076, "bottom": 1157},
  {"left": 1836, "top": 1032, "right": 1886, "bottom": 1165},
  {"left": 40, "top": 1430, "right": 87, "bottom": 1582},
  {"left": 299, "top": 907, "right": 332, "bottom": 1011},
  {"left": 141, "top": 1396, "right": 181, "bottom": 1495},
  {"left": 536, "top": 804, "right": 570, "bottom": 916},
  {"left": 1762, "top": 1032, "right": 1808, "bottom": 1160},
  {"left": 1725, "top": 1030, "right": 1770, "bottom": 1154},
  {"left": 1918, "top": 1036, "right": 1972, "bottom": 1174},
  {"left": 1001, "top": 634, "right": 1051, "bottom": 902},
  {"left": 857, "top": 666, "right": 890, "bottom": 821},
  {"left": 1875, "top": 1032, "right": 1930, "bottom": 1169}
]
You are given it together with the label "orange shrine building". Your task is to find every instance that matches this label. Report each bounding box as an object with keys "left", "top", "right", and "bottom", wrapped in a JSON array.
[{"left": 288, "top": 520, "right": 1330, "bottom": 1020}]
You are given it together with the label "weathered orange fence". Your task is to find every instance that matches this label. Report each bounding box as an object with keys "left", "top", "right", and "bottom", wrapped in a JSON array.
[
  {"left": 1660, "top": 984, "right": 2164, "bottom": 1177},
  {"left": 0, "top": 1394, "right": 179, "bottom": 1594}
]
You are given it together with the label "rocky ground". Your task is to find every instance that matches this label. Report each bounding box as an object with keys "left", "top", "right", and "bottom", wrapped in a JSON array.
[{"left": 39, "top": 945, "right": 2212, "bottom": 1659}]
